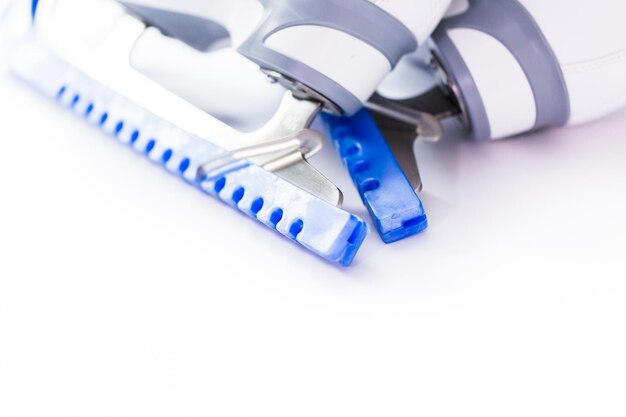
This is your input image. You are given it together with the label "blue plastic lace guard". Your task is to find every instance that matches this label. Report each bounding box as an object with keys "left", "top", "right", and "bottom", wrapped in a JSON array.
[{"left": 10, "top": 34, "right": 368, "bottom": 266}]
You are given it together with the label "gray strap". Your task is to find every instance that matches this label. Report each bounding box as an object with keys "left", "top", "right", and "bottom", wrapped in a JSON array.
[
  {"left": 433, "top": 0, "right": 570, "bottom": 140},
  {"left": 238, "top": 0, "right": 418, "bottom": 114},
  {"left": 120, "top": 3, "right": 230, "bottom": 52},
  {"left": 251, "top": 0, "right": 417, "bottom": 66}
]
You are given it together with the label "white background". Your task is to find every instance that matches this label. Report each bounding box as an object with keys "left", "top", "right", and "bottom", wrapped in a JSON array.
[{"left": 2, "top": 39, "right": 626, "bottom": 417}]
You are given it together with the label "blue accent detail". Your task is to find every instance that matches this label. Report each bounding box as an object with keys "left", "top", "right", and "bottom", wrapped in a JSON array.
[
  {"left": 85, "top": 103, "right": 94, "bottom": 117},
  {"left": 289, "top": 219, "right": 304, "bottom": 239},
  {"left": 232, "top": 187, "right": 245, "bottom": 204},
  {"left": 31, "top": 0, "right": 39, "bottom": 20},
  {"left": 56, "top": 86, "right": 66, "bottom": 100},
  {"left": 213, "top": 177, "right": 226, "bottom": 193},
  {"left": 250, "top": 198, "right": 264, "bottom": 216},
  {"left": 161, "top": 149, "right": 173, "bottom": 163},
  {"left": 99, "top": 113, "right": 108, "bottom": 126},
  {"left": 114, "top": 121, "right": 124, "bottom": 135},
  {"left": 348, "top": 221, "right": 367, "bottom": 245},
  {"left": 201, "top": 165, "right": 367, "bottom": 266},
  {"left": 325, "top": 110, "right": 428, "bottom": 243},
  {"left": 269, "top": 208, "right": 283, "bottom": 228},
  {"left": 145, "top": 139, "right": 156, "bottom": 154},
  {"left": 130, "top": 130, "right": 140, "bottom": 144},
  {"left": 178, "top": 157, "right": 190, "bottom": 174}
]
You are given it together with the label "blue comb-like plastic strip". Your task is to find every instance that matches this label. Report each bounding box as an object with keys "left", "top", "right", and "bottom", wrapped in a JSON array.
[
  {"left": 10, "top": 42, "right": 367, "bottom": 265},
  {"left": 324, "top": 110, "right": 428, "bottom": 243}
]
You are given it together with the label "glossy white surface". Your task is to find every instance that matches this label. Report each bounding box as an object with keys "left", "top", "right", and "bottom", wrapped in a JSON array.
[
  {"left": 447, "top": 27, "right": 537, "bottom": 139},
  {"left": 519, "top": 0, "right": 626, "bottom": 66},
  {"left": 2, "top": 54, "right": 626, "bottom": 416}
]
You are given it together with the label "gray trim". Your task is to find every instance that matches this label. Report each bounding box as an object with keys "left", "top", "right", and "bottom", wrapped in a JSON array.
[
  {"left": 433, "top": 0, "right": 570, "bottom": 140},
  {"left": 244, "top": 47, "right": 363, "bottom": 116},
  {"left": 253, "top": 0, "right": 417, "bottom": 66},
  {"left": 238, "top": 0, "right": 418, "bottom": 115},
  {"left": 121, "top": 3, "right": 230, "bottom": 52},
  {"left": 432, "top": 34, "right": 491, "bottom": 140}
]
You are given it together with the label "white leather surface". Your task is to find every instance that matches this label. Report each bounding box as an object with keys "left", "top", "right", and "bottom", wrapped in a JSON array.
[
  {"left": 447, "top": 27, "right": 537, "bottom": 139},
  {"left": 519, "top": 0, "right": 626, "bottom": 125}
]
